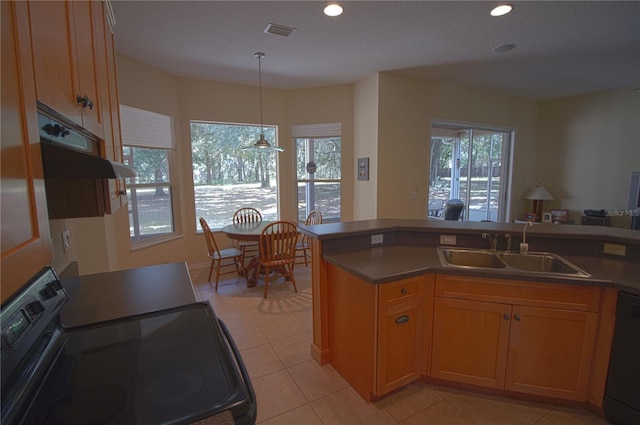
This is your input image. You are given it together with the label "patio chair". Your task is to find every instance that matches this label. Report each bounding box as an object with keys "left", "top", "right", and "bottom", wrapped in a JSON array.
[
  {"left": 295, "top": 210, "right": 323, "bottom": 266},
  {"left": 443, "top": 199, "right": 465, "bottom": 221},
  {"left": 199, "top": 217, "right": 243, "bottom": 291}
]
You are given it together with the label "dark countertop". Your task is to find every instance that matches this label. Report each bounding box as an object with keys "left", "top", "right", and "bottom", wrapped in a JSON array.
[
  {"left": 300, "top": 218, "right": 640, "bottom": 244},
  {"left": 60, "top": 262, "right": 197, "bottom": 328},
  {"left": 323, "top": 245, "right": 640, "bottom": 295}
]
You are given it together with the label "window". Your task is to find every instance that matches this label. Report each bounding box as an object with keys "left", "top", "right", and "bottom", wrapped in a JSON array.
[
  {"left": 429, "top": 123, "right": 512, "bottom": 222},
  {"left": 191, "top": 121, "right": 279, "bottom": 230},
  {"left": 120, "top": 105, "right": 176, "bottom": 242},
  {"left": 294, "top": 123, "right": 342, "bottom": 222}
]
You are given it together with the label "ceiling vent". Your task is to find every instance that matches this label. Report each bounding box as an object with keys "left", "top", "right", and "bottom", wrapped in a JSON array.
[{"left": 264, "top": 23, "right": 296, "bottom": 37}]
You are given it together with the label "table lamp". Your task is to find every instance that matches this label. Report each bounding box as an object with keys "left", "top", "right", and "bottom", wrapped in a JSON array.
[{"left": 525, "top": 183, "right": 554, "bottom": 220}]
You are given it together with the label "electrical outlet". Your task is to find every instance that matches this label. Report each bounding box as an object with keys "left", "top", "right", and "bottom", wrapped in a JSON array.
[
  {"left": 371, "top": 234, "right": 383, "bottom": 244},
  {"left": 62, "top": 230, "right": 71, "bottom": 252},
  {"left": 603, "top": 243, "right": 626, "bottom": 256},
  {"left": 440, "top": 235, "right": 457, "bottom": 245}
]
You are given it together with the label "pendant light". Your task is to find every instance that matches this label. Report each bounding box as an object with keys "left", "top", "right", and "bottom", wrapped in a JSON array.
[{"left": 242, "top": 52, "right": 284, "bottom": 152}]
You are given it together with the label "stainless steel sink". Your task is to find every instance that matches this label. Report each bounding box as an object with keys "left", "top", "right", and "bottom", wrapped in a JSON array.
[
  {"left": 436, "top": 247, "right": 590, "bottom": 277},
  {"left": 438, "top": 248, "right": 507, "bottom": 268},
  {"left": 498, "top": 252, "right": 589, "bottom": 276}
]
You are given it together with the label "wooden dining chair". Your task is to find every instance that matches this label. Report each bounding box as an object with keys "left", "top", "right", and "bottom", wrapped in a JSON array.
[
  {"left": 232, "top": 207, "right": 262, "bottom": 266},
  {"left": 254, "top": 221, "right": 299, "bottom": 298},
  {"left": 199, "top": 217, "right": 243, "bottom": 290},
  {"left": 295, "top": 210, "right": 323, "bottom": 267}
]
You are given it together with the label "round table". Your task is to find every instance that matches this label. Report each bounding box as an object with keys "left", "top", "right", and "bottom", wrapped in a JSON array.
[
  {"left": 220, "top": 221, "right": 272, "bottom": 241},
  {"left": 221, "top": 221, "right": 273, "bottom": 286}
]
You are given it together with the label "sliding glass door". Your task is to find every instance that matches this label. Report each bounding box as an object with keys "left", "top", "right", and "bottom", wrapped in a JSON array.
[{"left": 429, "top": 124, "right": 511, "bottom": 222}]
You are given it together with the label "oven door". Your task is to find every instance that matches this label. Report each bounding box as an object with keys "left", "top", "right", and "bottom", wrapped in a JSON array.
[{"left": 23, "top": 303, "right": 256, "bottom": 425}]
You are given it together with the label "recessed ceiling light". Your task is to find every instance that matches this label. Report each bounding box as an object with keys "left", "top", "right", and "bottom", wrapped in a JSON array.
[
  {"left": 490, "top": 4, "right": 513, "bottom": 17},
  {"left": 324, "top": 3, "right": 343, "bottom": 17},
  {"left": 493, "top": 43, "right": 516, "bottom": 53}
]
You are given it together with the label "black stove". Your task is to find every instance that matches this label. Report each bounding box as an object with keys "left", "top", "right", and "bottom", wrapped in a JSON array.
[{"left": 1, "top": 267, "right": 256, "bottom": 425}]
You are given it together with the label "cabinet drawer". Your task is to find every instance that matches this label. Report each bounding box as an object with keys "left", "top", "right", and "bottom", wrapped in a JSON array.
[
  {"left": 435, "top": 274, "right": 601, "bottom": 312},
  {"left": 379, "top": 275, "right": 425, "bottom": 308}
]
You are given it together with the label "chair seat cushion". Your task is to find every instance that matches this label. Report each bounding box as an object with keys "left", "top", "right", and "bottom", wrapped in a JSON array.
[
  {"left": 238, "top": 240, "right": 258, "bottom": 246},
  {"left": 213, "top": 247, "right": 243, "bottom": 260}
]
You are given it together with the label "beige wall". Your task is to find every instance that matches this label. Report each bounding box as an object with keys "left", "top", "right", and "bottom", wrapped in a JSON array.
[
  {"left": 374, "top": 73, "right": 540, "bottom": 221},
  {"left": 536, "top": 88, "right": 640, "bottom": 226},
  {"left": 52, "top": 55, "right": 638, "bottom": 275},
  {"left": 353, "top": 74, "right": 379, "bottom": 220},
  {"left": 69, "top": 55, "right": 355, "bottom": 272}
]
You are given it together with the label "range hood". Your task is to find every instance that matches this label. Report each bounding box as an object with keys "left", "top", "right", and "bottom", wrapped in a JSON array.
[
  {"left": 41, "top": 141, "right": 136, "bottom": 179},
  {"left": 38, "top": 108, "right": 136, "bottom": 179}
]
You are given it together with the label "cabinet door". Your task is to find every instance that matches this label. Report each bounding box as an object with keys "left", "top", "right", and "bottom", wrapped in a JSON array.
[
  {"left": 28, "top": 0, "right": 81, "bottom": 125},
  {"left": 28, "top": 1, "right": 103, "bottom": 137},
  {"left": 71, "top": 0, "right": 103, "bottom": 138},
  {"left": 505, "top": 305, "right": 598, "bottom": 400},
  {"left": 92, "top": 1, "right": 124, "bottom": 213},
  {"left": 377, "top": 299, "right": 424, "bottom": 395},
  {"left": 431, "top": 297, "right": 511, "bottom": 389},
  {"left": 1, "top": 1, "right": 52, "bottom": 303}
]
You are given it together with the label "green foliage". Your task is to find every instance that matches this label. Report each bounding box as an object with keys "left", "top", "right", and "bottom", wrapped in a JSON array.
[
  {"left": 191, "top": 122, "right": 277, "bottom": 187},
  {"left": 295, "top": 138, "right": 342, "bottom": 180}
]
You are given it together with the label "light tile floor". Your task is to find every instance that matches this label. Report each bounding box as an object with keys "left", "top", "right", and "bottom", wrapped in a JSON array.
[{"left": 190, "top": 264, "right": 613, "bottom": 425}]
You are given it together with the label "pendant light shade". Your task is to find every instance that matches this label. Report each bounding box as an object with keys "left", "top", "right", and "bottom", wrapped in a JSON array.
[{"left": 242, "top": 52, "right": 284, "bottom": 152}]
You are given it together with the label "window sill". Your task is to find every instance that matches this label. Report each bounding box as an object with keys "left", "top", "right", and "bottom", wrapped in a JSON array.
[{"left": 130, "top": 233, "right": 184, "bottom": 251}]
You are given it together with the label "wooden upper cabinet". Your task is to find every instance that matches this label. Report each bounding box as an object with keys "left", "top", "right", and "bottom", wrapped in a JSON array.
[
  {"left": 28, "top": 0, "right": 104, "bottom": 138},
  {"left": 91, "top": 1, "right": 126, "bottom": 213},
  {"left": 1, "top": 1, "right": 52, "bottom": 303}
]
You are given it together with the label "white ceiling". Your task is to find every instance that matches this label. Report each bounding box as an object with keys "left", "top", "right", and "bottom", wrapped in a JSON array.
[{"left": 110, "top": 1, "right": 640, "bottom": 101}]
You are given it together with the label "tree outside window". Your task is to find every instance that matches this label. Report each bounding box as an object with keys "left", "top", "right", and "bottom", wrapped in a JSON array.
[
  {"left": 125, "top": 147, "right": 174, "bottom": 240},
  {"left": 120, "top": 105, "right": 176, "bottom": 243},
  {"left": 191, "top": 121, "right": 279, "bottom": 230}
]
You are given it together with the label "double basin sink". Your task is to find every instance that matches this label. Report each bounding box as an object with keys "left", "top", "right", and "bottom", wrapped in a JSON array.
[{"left": 437, "top": 247, "right": 590, "bottom": 278}]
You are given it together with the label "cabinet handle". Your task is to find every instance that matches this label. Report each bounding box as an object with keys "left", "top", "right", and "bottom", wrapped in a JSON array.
[
  {"left": 514, "top": 315, "right": 521, "bottom": 321},
  {"left": 395, "top": 315, "right": 409, "bottom": 324},
  {"left": 119, "top": 190, "right": 126, "bottom": 196},
  {"left": 503, "top": 314, "right": 510, "bottom": 320},
  {"left": 76, "top": 95, "right": 94, "bottom": 110},
  {"left": 400, "top": 288, "right": 407, "bottom": 295}
]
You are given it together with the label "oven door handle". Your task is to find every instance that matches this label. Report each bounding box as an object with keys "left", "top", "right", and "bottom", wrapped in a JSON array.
[{"left": 217, "top": 318, "right": 257, "bottom": 421}]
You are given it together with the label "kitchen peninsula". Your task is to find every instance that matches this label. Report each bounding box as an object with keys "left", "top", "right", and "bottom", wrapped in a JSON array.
[{"left": 298, "top": 219, "right": 640, "bottom": 413}]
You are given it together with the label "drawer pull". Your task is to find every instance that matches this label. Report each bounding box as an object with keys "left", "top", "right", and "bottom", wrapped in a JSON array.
[
  {"left": 514, "top": 315, "right": 521, "bottom": 321},
  {"left": 503, "top": 314, "right": 510, "bottom": 320},
  {"left": 395, "top": 315, "right": 410, "bottom": 324},
  {"left": 401, "top": 288, "right": 408, "bottom": 295}
]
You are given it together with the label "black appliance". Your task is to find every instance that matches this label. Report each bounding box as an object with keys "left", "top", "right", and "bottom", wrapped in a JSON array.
[
  {"left": 604, "top": 292, "right": 640, "bottom": 425},
  {"left": 1, "top": 267, "right": 256, "bottom": 425}
]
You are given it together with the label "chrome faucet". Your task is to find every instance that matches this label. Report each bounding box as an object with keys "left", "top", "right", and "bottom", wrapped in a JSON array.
[
  {"left": 482, "top": 233, "right": 498, "bottom": 251},
  {"left": 504, "top": 234, "right": 512, "bottom": 252}
]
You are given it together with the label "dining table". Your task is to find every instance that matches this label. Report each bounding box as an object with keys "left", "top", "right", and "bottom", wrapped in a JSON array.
[
  {"left": 220, "top": 221, "right": 272, "bottom": 242},
  {"left": 221, "top": 221, "right": 273, "bottom": 287}
]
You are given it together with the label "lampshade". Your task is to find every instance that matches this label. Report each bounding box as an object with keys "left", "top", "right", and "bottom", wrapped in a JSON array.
[
  {"left": 525, "top": 183, "right": 554, "bottom": 201},
  {"left": 242, "top": 52, "right": 284, "bottom": 152}
]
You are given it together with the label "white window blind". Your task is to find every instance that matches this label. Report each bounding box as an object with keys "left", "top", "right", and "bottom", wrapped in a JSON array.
[
  {"left": 120, "top": 105, "right": 174, "bottom": 149},
  {"left": 292, "top": 123, "right": 341, "bottom": 138}
]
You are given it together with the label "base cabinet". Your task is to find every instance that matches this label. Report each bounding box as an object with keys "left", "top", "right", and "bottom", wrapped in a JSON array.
[
  {"left": 326, "top": 264, "right": 429, "bottom": 400},
  {"left": 376, "top": 283, "right": 426, "bottom": 395},
  {"left": 431, "top": 275, "right": 600, "bottom": 401},
  {"left": 431, "top": 297, "right": 511, "bottom": 389},
  {"left": 505, "top": 305, "right": 598, "bottom": 400}
]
